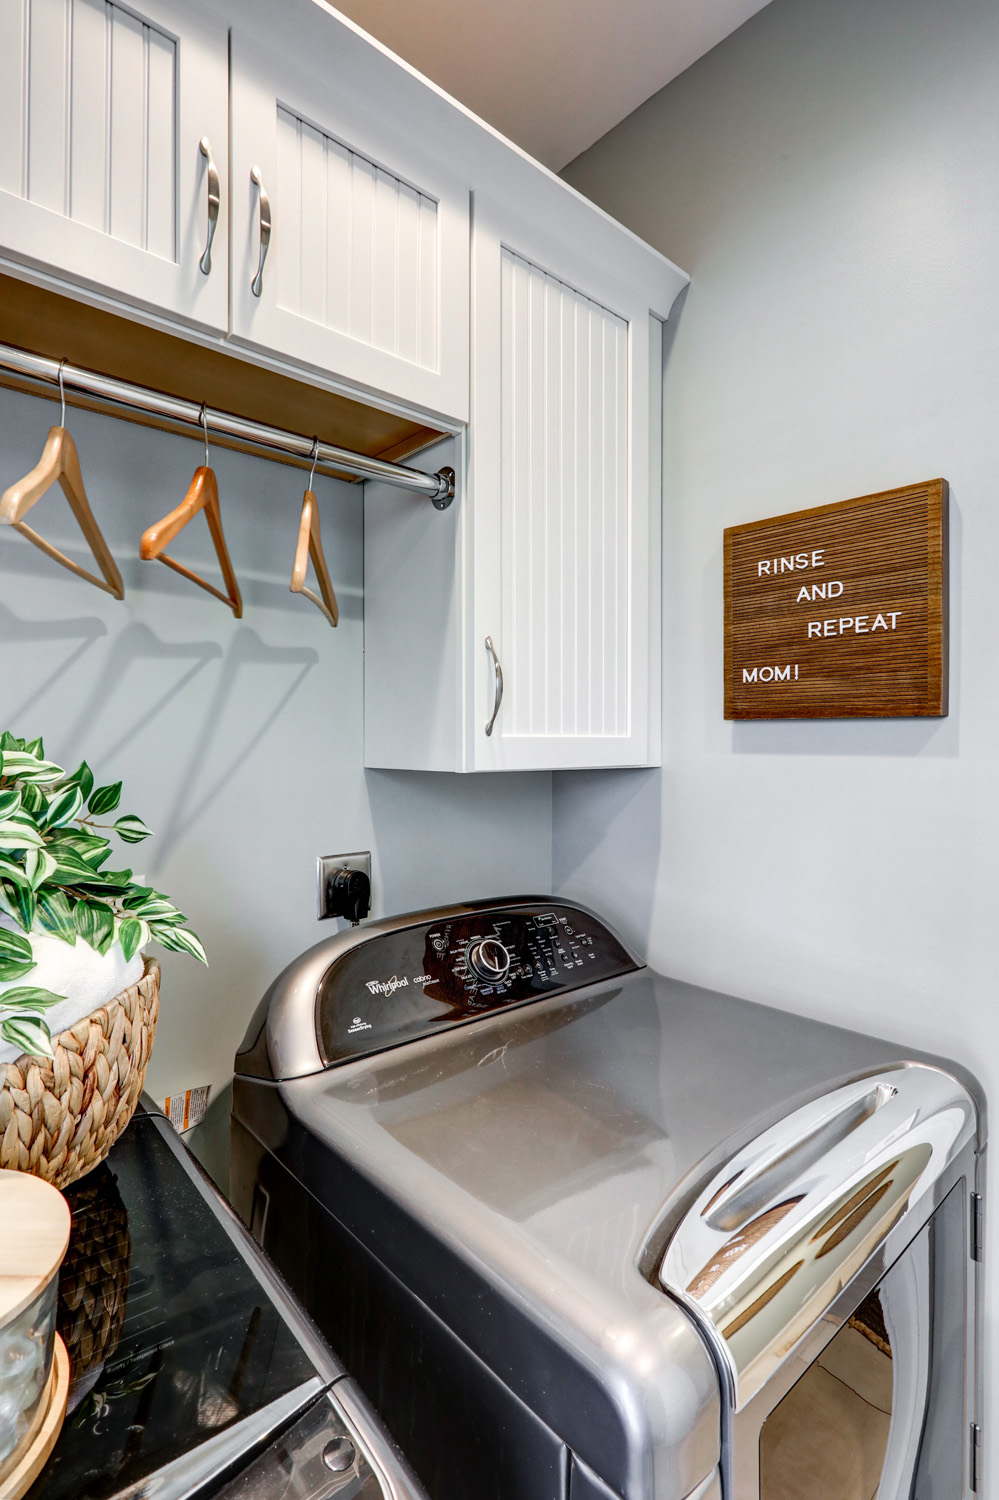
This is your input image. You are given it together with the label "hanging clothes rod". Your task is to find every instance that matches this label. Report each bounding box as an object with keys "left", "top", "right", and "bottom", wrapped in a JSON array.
[{"left": 0, "top": 342, "right": 455, "bottom": 509}]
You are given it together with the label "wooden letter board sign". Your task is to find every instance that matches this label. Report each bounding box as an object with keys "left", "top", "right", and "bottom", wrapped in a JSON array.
[{"left": 724, "top": 480, "right": 948, "bottom": 719}]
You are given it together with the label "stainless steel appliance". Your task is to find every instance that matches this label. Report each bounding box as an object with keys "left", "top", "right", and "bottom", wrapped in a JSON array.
[
  {"left": 230, "top": 898, "right": 984, "bottom": 1500},
  {"left": 29, "top": 1100, "right": 426, "bottom": 1500}
]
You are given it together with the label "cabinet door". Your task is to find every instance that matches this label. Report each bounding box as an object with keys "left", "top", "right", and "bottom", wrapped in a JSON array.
[
  {"left": 229, "top": 35, "right": 469, "bottom": 424},
  {"left": 0, "top": 0, "right": 228, "bottom": 332},
  {"left": 470, "top": 199, "right": 660, "bottom": 771}
]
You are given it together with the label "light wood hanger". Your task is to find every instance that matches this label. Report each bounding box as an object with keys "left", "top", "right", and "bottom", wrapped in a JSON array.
[
  {"left": 139, "top": 407, "right": 242, "bottom": 618},
  {"left": 290, "top": 439, "right": 338, "bottom": 627},
  {"left": 0, "top": 362, "right": 124, "bottom": 599}
]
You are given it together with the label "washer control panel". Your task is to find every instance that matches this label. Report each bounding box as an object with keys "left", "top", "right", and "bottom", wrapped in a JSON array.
[{"left": 316, "top": 902, "right": 637, "bottom": 1067}]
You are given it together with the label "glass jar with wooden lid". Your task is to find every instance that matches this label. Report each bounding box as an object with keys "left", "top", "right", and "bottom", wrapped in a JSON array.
[{"left": 0, "top": 1174, "right": 70, "bottom": 1498}]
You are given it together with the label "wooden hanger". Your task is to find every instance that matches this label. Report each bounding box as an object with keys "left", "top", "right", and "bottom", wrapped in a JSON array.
[
  {"left": 139, "top": 408, "right": 242, "bottom": 618},
  {"left": 290, "top": 441, "right": 338, "bottom": 627},
  {"left": 0, "top": 364, "right": 124, "bottom": 599}
]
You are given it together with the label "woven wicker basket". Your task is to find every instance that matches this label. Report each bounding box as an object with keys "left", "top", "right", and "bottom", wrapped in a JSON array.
[{"left": 0, "top": 957, "right": 159, "bottom": 1189}]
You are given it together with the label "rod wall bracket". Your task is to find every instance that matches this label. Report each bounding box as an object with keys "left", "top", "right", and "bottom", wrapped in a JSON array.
[{"left": 432, "top": 468, "right": 455, "bottom": 511}]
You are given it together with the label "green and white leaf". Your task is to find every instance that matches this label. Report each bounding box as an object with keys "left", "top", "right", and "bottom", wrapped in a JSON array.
[
  {"left": 0, "top": 883, "right": 23, "bottom": 928},
  {"left": 120, "top": 886, "right": 153, "bottom": 909},
  {"left": 48, "top": 852, "right": 106, "bottom": 885},
  {"left": 0, "top": 818, "right": 45, "bottom": 851},
  {"left": 40, "top": 783, "right": 84, "bottom": 830},
  {"left": 65, "top": 761, "right": 94, "bottom": 801},
  {"left": 5, "top": 883, "right": 35, "bottom": 931},
  {"left": 0, "top": 927, "right": 34, "bottom": 984},
  {"left": 116, "top": 917, "right": 145, "bottom": 963},
  {"left": 88, "top": 782, "right": 122, "bottom": 817},
  {"left": 0, "top": 1015, "right": 55, "bottom": 1060},
  {"left": 74, "top": 901, "right": 114, "bottom": 951},
  {"left": 123, "top": 891, "right": 183, "bottom": 922},
  {"left": 0, "top": 789, "right": 22, "bottom": 819},
  {"left": 19, "top": 782, "right": 45, "bottom": 813},
  {"left": 34, "top": 889, "right": 77, "bottom": 944},
  {"left": 113, "top": 814, "right": 153, "bottom": 844},
  {"left": 65, "top": 871, "right": 134, "bottom": 900},
  {"left": 51, "top": 831, "right": 110, "bottom": 869},
  {"left": 94, "top": 904, "right": 116, "bottom": 956},
  {"left": 0, "top": 957, "right": 34, "bottom": 982},
  {"left": 0, "top": 752, "right": 65, "bottom": 783},
  {"left": 0, "top": 929, "right": 32, "bottom": 964},
  {"left": 0, "top": 855, "right": 32, "bottom": 889},
  {"left": 149, "top": 923, "right": 207, "bottom": 964},
  {"left": 24, "top": 846, "right": 58, "bottom": 890},
  {"left": 0, "top": 986, "right": 65, "bottom": 1011}
]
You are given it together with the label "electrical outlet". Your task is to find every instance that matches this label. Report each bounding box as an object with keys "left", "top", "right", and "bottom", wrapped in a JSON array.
[{"left": 317, "top": 851, "right": 372, "bottom": 922}]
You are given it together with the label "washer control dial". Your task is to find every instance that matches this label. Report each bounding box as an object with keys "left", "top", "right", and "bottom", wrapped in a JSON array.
[{"left": 466, "top": 937, "right": 512, "bottom": 984}]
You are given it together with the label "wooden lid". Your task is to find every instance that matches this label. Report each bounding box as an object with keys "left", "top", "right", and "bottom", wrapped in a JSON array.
[{"left": 0, "top": 1173, "right": 71, "bottom": 1327}]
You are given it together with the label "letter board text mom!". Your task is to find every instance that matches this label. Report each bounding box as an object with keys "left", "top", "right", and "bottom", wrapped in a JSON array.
[{"left": 724, "top": 480, "right": 948, "bottom": 719}]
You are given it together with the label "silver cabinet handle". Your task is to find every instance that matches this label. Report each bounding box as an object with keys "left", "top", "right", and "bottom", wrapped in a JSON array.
[
  {"left": 250, "top": 166, "right": 271, "bottom": 298},
  {"left": 198, "top": 137, "right": 220, "bottom": 275},
  {"left": 485, "top": 636, "right": 503, "bottom": 736}
]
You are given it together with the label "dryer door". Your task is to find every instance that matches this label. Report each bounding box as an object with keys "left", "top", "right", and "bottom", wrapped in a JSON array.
[{"left": 744, "top": 1179, "right": 970, "bottom": 1500}]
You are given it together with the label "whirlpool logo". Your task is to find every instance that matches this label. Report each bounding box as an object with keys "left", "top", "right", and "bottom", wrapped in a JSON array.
[{"left": 365, "top": 975, "right": 409, "bottom": 996}]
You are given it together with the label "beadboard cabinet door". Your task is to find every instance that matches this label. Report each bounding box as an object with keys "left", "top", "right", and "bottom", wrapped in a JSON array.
[
  {"left": 229, "top": 34, "right": 470, "bottom": 425},
  {"left": 468, "top": 198, "right": 664, "bottom": 771},
  {"left": 364, "top": 192, "right": 683, "bottom": 775},
  {"left": 0, "top": 0, "right": 229, "bottom": 332}
]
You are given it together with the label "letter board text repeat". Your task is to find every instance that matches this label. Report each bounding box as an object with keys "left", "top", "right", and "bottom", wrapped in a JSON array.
[{"left": 724, "top": 480, "right": 948, "bottom": 719}]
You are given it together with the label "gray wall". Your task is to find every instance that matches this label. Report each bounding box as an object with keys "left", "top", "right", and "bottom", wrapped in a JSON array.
[
  {"left": 0, "top": 385, "right": 551, "bottom": 1180},
  {"left": 560, "top": 0, "right": 997, "bottom": 1443}
]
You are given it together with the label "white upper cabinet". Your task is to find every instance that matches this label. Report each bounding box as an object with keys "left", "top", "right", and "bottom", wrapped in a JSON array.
[
  {"left": 228, "top": 32, "right": 470, "bottom": 424},
  {"left": 364, "top": 174, "right": 687, "bottom": 774},
  {"left": 469, "top": 199, "right": 659, "bottom": 770},
  {"left": 0, "top": 0, "right": 229, "bottom": 332}
]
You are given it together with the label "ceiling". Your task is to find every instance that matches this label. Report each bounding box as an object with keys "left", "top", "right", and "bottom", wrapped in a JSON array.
[{"left": 330, "top": 0, "right": 773, "bottom": 170}]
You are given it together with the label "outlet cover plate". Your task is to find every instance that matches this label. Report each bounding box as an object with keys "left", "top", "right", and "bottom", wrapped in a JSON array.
[{"left": 317, "top": 851, "right": 372, "bottom": 920}]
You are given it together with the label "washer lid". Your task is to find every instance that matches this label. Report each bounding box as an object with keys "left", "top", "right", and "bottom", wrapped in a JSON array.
[{"left": 659, "top": 1064, "right": 977, "bottom": 1410}]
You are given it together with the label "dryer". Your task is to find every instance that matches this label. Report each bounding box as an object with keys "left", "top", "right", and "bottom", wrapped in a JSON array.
[{"left": 230, "top": 898, "right": 984, "bottom": 1500}]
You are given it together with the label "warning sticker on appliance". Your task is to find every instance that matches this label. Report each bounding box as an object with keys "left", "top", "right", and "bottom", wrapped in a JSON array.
[{"left": 161, "top": 1085, "right": 211, "bottom": 1134}]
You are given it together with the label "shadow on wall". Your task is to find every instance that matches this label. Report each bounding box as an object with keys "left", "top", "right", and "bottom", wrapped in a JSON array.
[
  {"left": 64, "top": 621, "right": 223, "bottom": 760},
  {"left": 0, "top": 600, "right": 107, "bottom": 721},
  {"left": 551, "top": 767, "right": 662, "bottom": 959},
  {"left": 153, "top": 627, "right": 319, "bottom": 864}
]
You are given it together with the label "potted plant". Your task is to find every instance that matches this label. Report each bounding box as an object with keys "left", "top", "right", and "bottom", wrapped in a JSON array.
[{"left": 0, "top": 732, "right": 206, "bottom": 1185}]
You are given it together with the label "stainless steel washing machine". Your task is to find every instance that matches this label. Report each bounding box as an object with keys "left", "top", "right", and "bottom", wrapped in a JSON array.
[{"left": 229, "top": 898, "right": 984, "bottom": 1500}]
